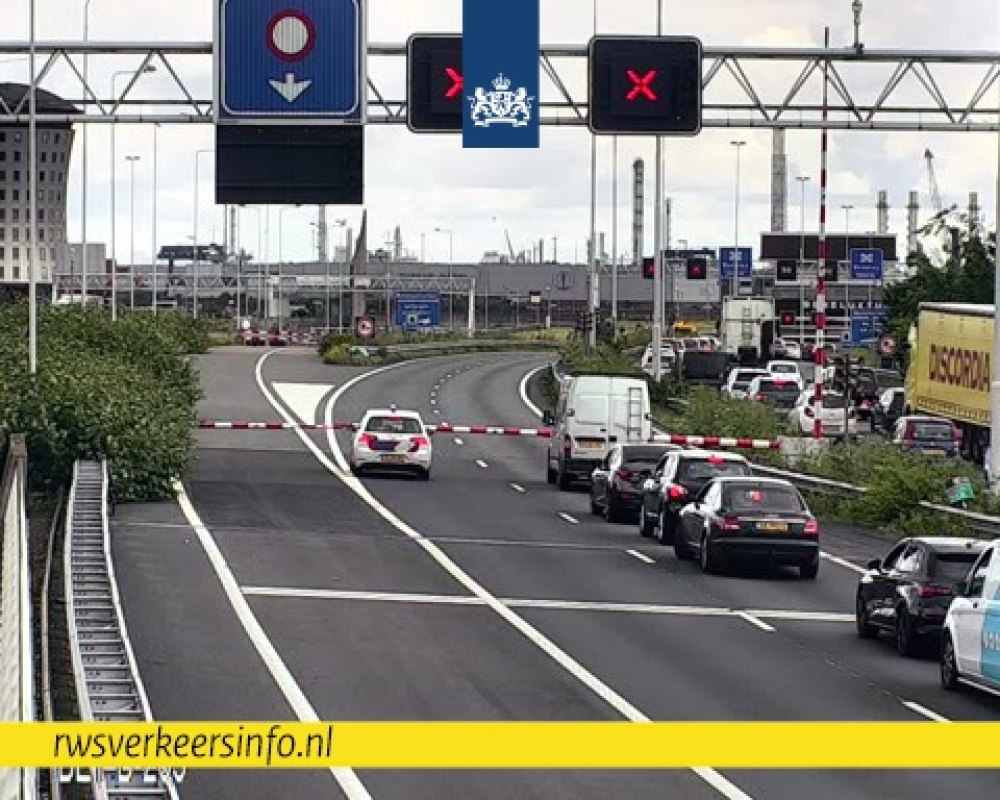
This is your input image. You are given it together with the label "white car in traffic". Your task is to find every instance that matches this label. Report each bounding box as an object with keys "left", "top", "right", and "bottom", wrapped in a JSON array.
[
  {"left": 349, "top": 406, "right": 433, "bottom": 480},
  {"left": 940, "top": 539, "right": 1000, "bottom": 695},
  {"left": 787, "top": 390, "right": 858, "bottom": 438},
  {"left": 766, "top": 360, "right": 804, "bottom": 388},
  {"left": 722, "top": 367, "right": 770, "bottom": 400}
]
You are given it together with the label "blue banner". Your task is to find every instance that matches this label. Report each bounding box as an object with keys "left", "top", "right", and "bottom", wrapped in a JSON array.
[{"left": 462, "top": 0, "right": 540, "bottom": 149}]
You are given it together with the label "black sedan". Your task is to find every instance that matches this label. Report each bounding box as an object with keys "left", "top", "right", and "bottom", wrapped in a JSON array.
[
  {"left": 590, "top": 444, "right": 681, "bottom": 524},
  {"left": 856, "top": 536, "right": 987, "bottom": 656},
  {"left": 638, "top": 450, "right": 752, "bottom": 544},
  {"left": 675, "top": 477, "right": 820, "bottom": 578}
]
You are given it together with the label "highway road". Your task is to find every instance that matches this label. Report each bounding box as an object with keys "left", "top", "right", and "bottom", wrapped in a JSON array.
[{"left": 113, "top": 348, "right": 1000, "bottom": 800}]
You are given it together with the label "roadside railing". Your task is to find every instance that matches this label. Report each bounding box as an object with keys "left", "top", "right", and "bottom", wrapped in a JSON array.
[
  {"left": 64, "top": 460, "right": 180, "bottom": 800},
  {"left": 381, "top": 339, "right": 561, "bottom": 355},
  {"left": 0, "top": 434, "right": 38, "bottom": 800}
]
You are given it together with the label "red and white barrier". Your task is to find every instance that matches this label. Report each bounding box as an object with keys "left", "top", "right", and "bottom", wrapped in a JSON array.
[
  {"left": 651, "top": 433, "right": 780, "bottom": 451},
  {"left": 431, "top": 423, "right": 553, "bottom": 438}
]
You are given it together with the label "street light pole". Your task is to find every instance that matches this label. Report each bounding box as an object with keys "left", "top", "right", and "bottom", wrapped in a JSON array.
[
  {"left": 193, "top": 149, "right": 213, "bottom": 319},
  {"left": 82, "top": 0, "right": 93, "bottom": 303},
  {"left": 126, "top": 155, "right": 140, "bottom": 310},
  {"left": 731, "top": 140, "right": 747, "bottom": 300},
  {"left": 151, "top": 123, "right": 159, "bottom": 313},
  {"left": 28, "top": 0, "right": 37, "bottom": 374}
]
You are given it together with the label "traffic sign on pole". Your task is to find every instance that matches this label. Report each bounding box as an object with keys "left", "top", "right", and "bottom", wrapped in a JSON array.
[
  {"left": 849, "top": 248, "right": 884, "bottom": 281},
  {"left": 718, "top": 247, "right": 752, "bottom": 279},
  {"left": 217, "top": 0, "right": 367, "bottom": 122}
]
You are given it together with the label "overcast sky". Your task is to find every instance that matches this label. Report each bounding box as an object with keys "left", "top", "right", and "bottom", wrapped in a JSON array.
[{"left": 2, "top": 0, "right": 998, "bottom": 266}]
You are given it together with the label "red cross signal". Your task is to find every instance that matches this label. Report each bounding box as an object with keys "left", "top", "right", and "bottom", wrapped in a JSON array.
[
  {"left": 444, "top": 67, "right": 463, "bottom": 99},
  {"left": 626, "top": 69, "right": 658, "bottom": 101}
]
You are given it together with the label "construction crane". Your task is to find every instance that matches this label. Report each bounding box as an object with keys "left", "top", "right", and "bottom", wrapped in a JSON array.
[
  {"left": 504, "top": 229, "right": 516, "bottom": 262},
  {"left": 924, "top": 148, "right": 943, "bottom": 214}
]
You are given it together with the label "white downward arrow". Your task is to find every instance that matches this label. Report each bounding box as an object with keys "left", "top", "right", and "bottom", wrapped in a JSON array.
[{"left": 269, "top": 72, "right": 312, "bottom": 103}]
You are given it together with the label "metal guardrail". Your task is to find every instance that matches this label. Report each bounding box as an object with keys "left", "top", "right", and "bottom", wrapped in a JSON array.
[
  {"left": 0, "top": 434, "right": 37, "bottom": 800},
  {"left": 64, "top": 461, "right": 181, "bottom": 800}
]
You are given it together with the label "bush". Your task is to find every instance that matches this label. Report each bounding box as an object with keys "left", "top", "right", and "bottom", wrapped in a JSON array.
[
  {"left": 660, "top": 387, "right": 786, "bottom": 442},
  {"left": 0, "top": 303, "right": 206, "bottom": 502}
]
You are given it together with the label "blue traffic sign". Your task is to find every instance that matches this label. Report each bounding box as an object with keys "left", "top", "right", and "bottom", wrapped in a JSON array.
[
  {"left": 219, "top": 0, "right": 366, "bottom": 120},
  {"left": 719, "top": 247, "right": 753, "bottom": 280},
  {"left": 395, "top": 291, "right": 442, "bottom": 332},
  {"left": 849, "top": 308, "right": 887, "bottom": 345},
  {"left": 849, "top": 248, "right": 884, "bottom": 281}
]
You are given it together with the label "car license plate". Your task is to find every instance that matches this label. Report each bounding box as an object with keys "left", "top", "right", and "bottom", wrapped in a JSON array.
[
  {"left": 578, "top": 441, "right": 604, "bottom": 450},
  {"left": 757, "top": 521, "right": 788, "bottom": 532},
  {"left": 380, "top": 455, "right": 406, "bottom": 464},
  {"left": 923, "top": 448, "right": 944, "bottom": 456}
]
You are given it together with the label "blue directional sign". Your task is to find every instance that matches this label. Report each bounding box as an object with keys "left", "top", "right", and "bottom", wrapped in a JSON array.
[
  {"left": 849, "top": 248, "right": 884, "bottom": 281},
  {"left": 849, "top": 307, "right": 888, "bottom": 345},
  {"left": 218, "top": 0, "right": 366, "bottom": 121},
  {"left": 395, "top": 291, "right": 442, "bottom": 332},
  {"left": 719, "top": 247, "right": 752, "bottom": 280}
]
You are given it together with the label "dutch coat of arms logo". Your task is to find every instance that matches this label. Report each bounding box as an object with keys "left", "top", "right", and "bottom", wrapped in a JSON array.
[{"left": 468, "top": 73, "right": 534, "bottom": 127}]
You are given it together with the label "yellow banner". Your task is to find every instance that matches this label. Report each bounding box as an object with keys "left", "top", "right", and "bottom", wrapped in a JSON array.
[{"left": 4, "top": 722, "right": 1000, "bottom": 768}]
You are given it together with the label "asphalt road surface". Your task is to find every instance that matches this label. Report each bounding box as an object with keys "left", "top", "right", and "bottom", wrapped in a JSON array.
[{"left": 112, "top": 348, "right": 1000, "bottom": 800}]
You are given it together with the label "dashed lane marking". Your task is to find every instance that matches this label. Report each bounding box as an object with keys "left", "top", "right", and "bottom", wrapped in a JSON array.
[
  {"left": 454, "top": 437, "right": 465, "bottom": 446},
  {"left": 736, "top": 612, "right": 776, "bottom": 633},
  {"left": 902, "top": 701, "right": 950, "bottom": 722},
  {"left": 558, "top": 512, "right": 580, "bottom": 525},
  {"left": 260, "top": 352, "right": 756, "bottom": 800},
  {"left": 510, "top": 483, "right": 527, "bottom": 494},
  {"left": 821, "top": 552, "right": 867, "bottom": 575},
  {"left": 476, "top": 460, "right": 489, "bottom": 469},
  {"left": 626, "top": 550, "right": 655, "bottom": 565}
]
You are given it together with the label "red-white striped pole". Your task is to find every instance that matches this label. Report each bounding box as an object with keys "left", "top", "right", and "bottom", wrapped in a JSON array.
[{"left": 814, "top": 26, "right": 831, "bottom": 439}]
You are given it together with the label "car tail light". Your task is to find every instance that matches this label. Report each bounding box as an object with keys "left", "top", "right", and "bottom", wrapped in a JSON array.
[
  {"left": 668, "top": 485, "right": 688, "bottom": 501},
  {"left": 409, "top": 436, "right": 430, "bottom": 452},
  {"left": 804, "top": 519, "right": 820, "bottom": 538},
  {"left": 707, "top": 455, "right": 725, "bottom": 464},
  {"left": 358, "top": 434, "right": 376, "bottom": 449},
  {"left": 917, "top": 584, "right": 953, "bottom": 598},
  {"left": 721, "top": 516, "right": 741, "bottom": 533},
  {"left": 563, "top": 437, "right": 573, "bottom": 456},
  {"left": 755, "top": 393, "right": 766, "bottom": 402}
]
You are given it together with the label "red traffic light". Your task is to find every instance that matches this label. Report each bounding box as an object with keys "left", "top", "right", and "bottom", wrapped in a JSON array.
[
  {"left": 625, "top": 69, "right": 658, "bottom": 101},
  {"left": 781, "top": 312, "right": 795, "bottom": 326},
  {"left": 642, "top": 257, "right": 655, "bottom": 279},
  {"left": 686, "top": 257, "right": 707, "bottom": 280}
]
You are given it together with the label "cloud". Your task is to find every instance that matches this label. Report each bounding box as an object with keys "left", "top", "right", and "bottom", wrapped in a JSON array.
[{"left": 0, "top": 0, "right": 996, "bottom": 265}]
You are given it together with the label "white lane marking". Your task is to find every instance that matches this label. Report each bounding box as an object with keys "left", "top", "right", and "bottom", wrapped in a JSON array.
[
  {"left": 270, "top": 382, "right": 337, "bottom": 426},
  {"left": 174, "top": 481, "right": 373, "bottom": 800},
  {"left": 510, "top": 483, "right": 527, "bottom": 494},
  {"left": 736, "top": 612, "right": 776, "bottom": 633},
  {"left": 259, "top": 352, "right": 755, "bottom": 800},
  {"left": 519, "top": 364, "right": 548, "bottom": 418},
  {"left": 558, "top": 512, "right": 580, "bottom": 525},
  {"left": 241, "top": 586, "right": 853, "bottom": 624},
  {"left": 476, "top": 459, "right": 489, "bottom": 469},
  {"left": 430, "top": 399, "right": 437, "bottom": 406},
  {"left": 434, "top": 409, "right": 441, "bottom": 415},
  {"left": 746, "top": 609, "right": 854, "bottom": 623},
  {"left": 821, "top": 552, "right": 867, "bottom": 575},
  {"left": 902, "top": 701, "right": 951, "bottom": 722},
  {"left": 626, "top": 550, "right": 655, "bottom": 565},
  {"left": 454, "top": 437, "right": 465, "bottom": 446}
]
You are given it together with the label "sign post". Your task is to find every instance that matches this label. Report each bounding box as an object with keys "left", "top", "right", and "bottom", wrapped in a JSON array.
[{"left": 849, "top": 248, "right": 884, "bottom": 282}]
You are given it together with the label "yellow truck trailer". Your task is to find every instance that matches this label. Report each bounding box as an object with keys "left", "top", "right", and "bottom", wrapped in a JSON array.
[{"left": 905, "top": 302, "right": 992, "bottom": 463}]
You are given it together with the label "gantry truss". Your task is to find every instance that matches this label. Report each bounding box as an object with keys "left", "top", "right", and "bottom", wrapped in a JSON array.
[
  {"left": 0, "top": 41, "right": 997, "bottom": 131},
  {"left": 53, "top": 273, "right": 478, "bottom": 293}
]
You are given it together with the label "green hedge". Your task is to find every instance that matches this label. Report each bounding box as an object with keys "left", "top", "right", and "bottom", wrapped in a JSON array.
[{"left": 0, "top": 304, "right": 209, "bottom": 502}]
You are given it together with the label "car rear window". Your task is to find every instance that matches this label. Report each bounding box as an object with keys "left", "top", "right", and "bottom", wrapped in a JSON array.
[
  {"left": 623, "top": 447, "right": 670, "bottom": 464},
  {"left": 931, "top": 552, "right": 981, "bottom": 582},
  {"left": 757, "top": 382, "right": 800, "bottom": 396},
  {"left": 678, "top": 459, "right": 751, "bottom": 483},
  {"left": 815, "top": 394, "right": 848, "bottom": 409},
  {"left": 771, "top": 365, "right": 797, "bottom": 374},
  {"left": 735, "top": 371, "right": 764, "bottom": 384},
  {"left": 366, "top": 416, "right": 423, "bottom": 434},
  {"left": 725, "top": 485, "right": 805, "bottom": 512},
  {"left": 907, "top": 421, "right": 953, "bottom": 441}
]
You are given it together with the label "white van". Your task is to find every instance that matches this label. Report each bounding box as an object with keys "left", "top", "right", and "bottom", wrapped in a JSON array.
[
  {"left": 940, "top": 539, "right": 1000, "bottom": 694},
  {"left": 544, "top": 375, "right": 652, "bottom": 490}
]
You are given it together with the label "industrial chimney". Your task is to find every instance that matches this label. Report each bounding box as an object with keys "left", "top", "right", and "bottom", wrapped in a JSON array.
[
  {"left": 632, "top": 158, "right": 645, "bottom": 266},
  {"left": 907, "top": 190, "right": 920, "bottom": 256},
  {"left": 770, "top": 128, "right": 787, "bottom": 232},
  {"left": 877, "top": 190, "right": 889, "bottom": 234},
  {"left": 969, "top": 192, "right": 981, "bottom": 236}
]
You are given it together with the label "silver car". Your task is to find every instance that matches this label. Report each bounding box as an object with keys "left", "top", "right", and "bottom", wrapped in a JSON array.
[{"left": 349, "top": 407, "right": 433, "bottom": 480}]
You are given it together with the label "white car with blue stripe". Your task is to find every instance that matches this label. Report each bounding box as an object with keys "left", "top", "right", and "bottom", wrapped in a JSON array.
[{"left": 940, "top": 539, "right": 1000, "bottom": 695}]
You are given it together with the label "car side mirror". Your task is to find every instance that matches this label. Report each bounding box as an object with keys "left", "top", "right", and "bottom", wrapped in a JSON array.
[
  {"left": 866, "top": 558, "right": 881, "bottom": 571},
  {"left": 542, "top": 411, "right": 555, "bottom": 426}
]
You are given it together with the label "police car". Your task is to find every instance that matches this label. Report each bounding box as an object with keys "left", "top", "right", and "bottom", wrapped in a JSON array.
[
  {"left": 940, "top": 539, "right": 1000, "bottom": 695},
  {"left": 348, "top": 406, "right": 433, "bottom": 480}
]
